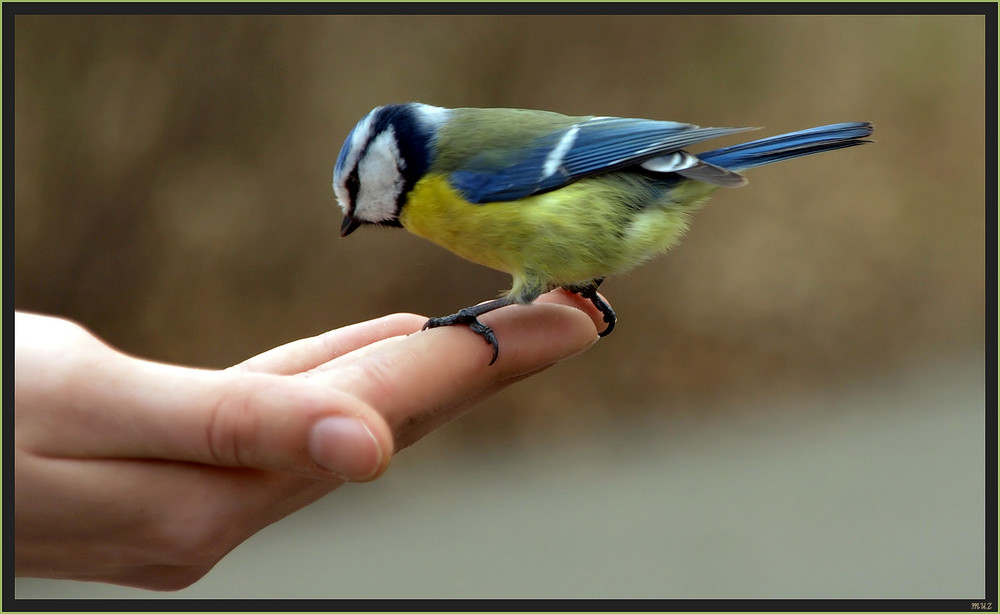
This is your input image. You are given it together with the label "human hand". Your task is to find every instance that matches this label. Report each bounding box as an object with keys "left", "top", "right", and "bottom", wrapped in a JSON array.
[{"left": 13, "top": 290, "right": 604, "bottom": 590}]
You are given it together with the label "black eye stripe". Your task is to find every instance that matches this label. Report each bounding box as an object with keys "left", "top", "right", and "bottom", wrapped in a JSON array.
[{"left": 346, "top": 169, "right": 360, "bottom": 203}]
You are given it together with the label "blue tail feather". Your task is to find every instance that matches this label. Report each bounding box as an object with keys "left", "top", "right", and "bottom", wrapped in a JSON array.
[{"left": 698, "top": 122, "right": 873, "bottom": 171}]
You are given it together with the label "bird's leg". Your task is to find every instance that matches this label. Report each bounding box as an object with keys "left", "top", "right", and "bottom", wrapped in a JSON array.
[
  {"left": 566, "top": 278, "right": 616, "bottom": 337},
  {"left": 422, "top": 297, "right": 517, "bottom": 365}
]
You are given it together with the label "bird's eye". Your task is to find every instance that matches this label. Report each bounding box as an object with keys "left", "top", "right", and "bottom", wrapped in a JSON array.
[{"left": 345, "top": 170, "right": 360, "bottom": 200}]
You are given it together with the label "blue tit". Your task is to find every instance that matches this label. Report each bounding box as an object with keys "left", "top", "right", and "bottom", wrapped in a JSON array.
[{"left": 333, "top": 104, "right": 873, "bottom": 364}]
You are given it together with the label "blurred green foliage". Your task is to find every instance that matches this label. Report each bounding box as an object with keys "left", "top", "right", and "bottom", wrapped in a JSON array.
[{"left": 13, "top": 14, "right": 985, "bottom": 447}]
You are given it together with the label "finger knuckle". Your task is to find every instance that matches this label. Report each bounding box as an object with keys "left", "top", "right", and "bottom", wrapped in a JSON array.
[{"left": 205, "top": 377, "right": 260, "bottom": 468}]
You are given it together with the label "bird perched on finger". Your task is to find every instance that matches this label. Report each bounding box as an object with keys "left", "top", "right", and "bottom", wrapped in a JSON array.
[{"left": 333, "top": 103, "right": 873, "bottom": 364}]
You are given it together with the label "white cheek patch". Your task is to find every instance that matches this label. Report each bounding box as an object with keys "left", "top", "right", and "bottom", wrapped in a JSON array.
[{"left": 356, "top": 127, "right": 406, "bottom": 223}]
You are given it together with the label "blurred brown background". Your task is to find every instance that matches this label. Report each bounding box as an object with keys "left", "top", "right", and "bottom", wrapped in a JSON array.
[
  {"left": 13, "top": 14, "right": 984, "bottom": 448},
  {"left": 12, "top": 13, "right": 987, "bottom": 599}
]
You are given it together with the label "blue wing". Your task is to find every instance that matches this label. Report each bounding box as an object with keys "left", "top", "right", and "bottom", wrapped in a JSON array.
[{"left": 448, "top": 117, "right": 752, "bottom": 204}]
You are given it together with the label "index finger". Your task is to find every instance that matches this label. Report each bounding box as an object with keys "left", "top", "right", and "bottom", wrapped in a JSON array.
[{"left": 309, "top": 291, "right": 603, "bottom": 440}]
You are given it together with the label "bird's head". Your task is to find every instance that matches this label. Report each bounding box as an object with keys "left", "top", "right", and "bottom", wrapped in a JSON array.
[{"left": 333, "top": 103, "right": 448, "bottom": 237}]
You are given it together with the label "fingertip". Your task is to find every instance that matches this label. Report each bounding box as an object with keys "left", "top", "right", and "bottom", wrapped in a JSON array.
[
  {"left": 523, "top": 301, "right": 601, "bottom": 361},
  {"left": 534, "top": 289, "right": 611, "bottom": 340},
  {"left": 318, "top": 312, "right": 428, "bottom": 352},
  {"left": 375, "top": 312, "right": 429, "bottom": 331}
]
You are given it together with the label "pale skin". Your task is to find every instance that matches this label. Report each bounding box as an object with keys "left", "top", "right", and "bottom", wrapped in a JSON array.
[{"left": 14, "top": 291, "right": 606, "bottom": 590}]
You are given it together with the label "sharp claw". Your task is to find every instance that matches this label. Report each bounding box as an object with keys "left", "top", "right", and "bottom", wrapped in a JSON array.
[
  {"left": 571, "top": 282, "right": 617, "bottom": 338},
  {"left": 469, "top": 321, "right": 500, "bottom": 365},
  {"left": 422, "top": 313, "right": 500, "bottom": 365},
  {"left": 598, "top": 314, "right": 616, "bottom": 337}
]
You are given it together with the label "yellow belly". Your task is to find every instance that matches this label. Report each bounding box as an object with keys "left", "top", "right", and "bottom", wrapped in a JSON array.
[{"left": 398, "top": 174, "right": 714, "bottom": 299}]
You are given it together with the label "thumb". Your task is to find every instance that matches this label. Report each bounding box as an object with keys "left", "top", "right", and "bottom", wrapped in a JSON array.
[
  {"left": 26, "top": 352, "right": 394, "bottom": 482},
  {"left": 197, "top": 369, "right": 395, "bottom": 481}
]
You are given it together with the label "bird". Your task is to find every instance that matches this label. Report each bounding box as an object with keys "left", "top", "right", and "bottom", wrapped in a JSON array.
[{"left": 333, "top": 103, "right": 873, "bottom": 365}]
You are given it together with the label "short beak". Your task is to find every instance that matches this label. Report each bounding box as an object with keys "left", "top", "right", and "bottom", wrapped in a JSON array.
[{"left": 340, "top": 213, "right": 361, "bottom": 237}]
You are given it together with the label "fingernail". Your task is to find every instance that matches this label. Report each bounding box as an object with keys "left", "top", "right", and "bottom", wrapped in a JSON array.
[{"left": 309, "top": 417, "right": 383, "bottom": 480}]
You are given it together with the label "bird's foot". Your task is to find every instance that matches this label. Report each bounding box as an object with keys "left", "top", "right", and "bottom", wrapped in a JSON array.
[
  {"left": 423, "top": 308, "right": 500, "bottom": 365},
  {"left": 569, "top": 281, "right": 617, "bottom": 337}
]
